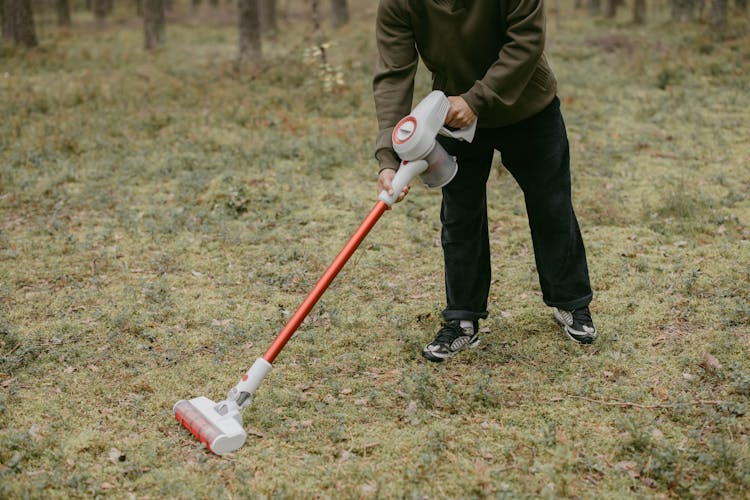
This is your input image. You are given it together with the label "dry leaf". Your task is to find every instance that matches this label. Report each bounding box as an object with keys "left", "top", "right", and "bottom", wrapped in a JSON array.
[
  {"left": 474, "top": 458, "right": 489, "bottom": 475},
  {"left": 641, "top": 477, "right": 658, "bottom": 488},
  {"left": 652, "top": 385, "right": 669, "bottom": 401},
  {"left": 108, "top": 448, "right": 125, "bottom": 464},
  {"left": 28, "top": 424, "right": 42, "bottom": 441},
  {"left": 406, "top": 400, "right": 417, "bottom": 421},
  {"left": 701, "top": 352, "right": 722, "bottom": 373},
  {"left": 360, "top": 483, "right": 377, "bottom": 495},
  {"left": 8, "top": 452, "right": 22, "bottom": 468},
  {"left": 373, "top": 369, "right": 402, "bottom": 385},
  {"left": 246, "top": 428, "right": 265, "bottom": 438},
  {"left": 615, "top": 460, "right": 640, "bottom": 478}
]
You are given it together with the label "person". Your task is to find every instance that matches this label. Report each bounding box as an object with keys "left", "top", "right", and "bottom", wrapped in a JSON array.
[{"left": 372, "top": 0, "right": 597, "bottom": 362}]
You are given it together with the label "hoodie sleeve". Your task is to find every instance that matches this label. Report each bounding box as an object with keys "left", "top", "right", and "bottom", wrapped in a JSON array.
[
  {"left": 461, "top": 0, "right": 547, "bottom": 117},
  {"left": 372, "top": 0, "right": 419, "bottom": 171}
]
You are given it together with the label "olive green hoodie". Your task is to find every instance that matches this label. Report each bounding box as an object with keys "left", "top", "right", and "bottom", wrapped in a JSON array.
[{"left": 374, "top": 0, "right": 558, "bottom": 170}]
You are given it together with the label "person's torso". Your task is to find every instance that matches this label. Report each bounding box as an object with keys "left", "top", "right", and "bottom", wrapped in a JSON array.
[{"left": 407, "top": 0, "right": 509, "bottom": 95}]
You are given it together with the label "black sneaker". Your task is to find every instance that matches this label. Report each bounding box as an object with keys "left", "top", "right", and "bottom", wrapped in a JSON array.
[
  {"left": 422, "top": 320, "right": 480, "bottom": 362},
  {"left": 553, "top": 306, "right": 597, "bottom": 344}
]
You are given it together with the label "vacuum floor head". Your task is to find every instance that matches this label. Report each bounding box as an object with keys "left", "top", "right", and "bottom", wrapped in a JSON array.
[{"left": 174, "top": 397, "right": 247, "bottom": 455}]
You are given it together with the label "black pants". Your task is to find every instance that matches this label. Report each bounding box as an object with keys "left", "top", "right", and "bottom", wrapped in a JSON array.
[{"left": 439, "top": 97, "right": 592, "bottom": 323}]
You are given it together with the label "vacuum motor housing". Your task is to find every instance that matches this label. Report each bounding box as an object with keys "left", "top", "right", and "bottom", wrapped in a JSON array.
[{"left": 391, "top": 91, "right": 476, "bottom": 188}]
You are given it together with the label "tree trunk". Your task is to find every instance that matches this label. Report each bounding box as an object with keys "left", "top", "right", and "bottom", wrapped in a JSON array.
[
  {"left": 93, "top": 0, "right": 108, "bottom": 26},
  {"left": 330, "top": 0, "right": 348, "bottom": 27},
  {"left": 278, "top": 0, "right": 290, "bottom": 21},
  {"left": 259, "top": 0, "right": 276, "bottom": 34},
  {"left": 143, "top": 0, "right": 165, "bottom": 50},
  {"left": 710, "top": 0, "right": 727, "bottom": 31},
  {"left": 588, "top": 0, "right": 601, "bottom": 15},
  {"left": 633, "top": 0, "right": 646, "bottom": 22},
  {"left": 238, "top": 0, "right": 261, "bottom": 62},
  {"left": 736, "top": 0, "right": 747, "bottom": 12},
  {"left": 57, "top": 0, "right": 71, "bottom": 26},
  {"left": 312, "top": 0, "right": 326, "bottom": 63},
  {"left": 11, "top": 0, "right": 37, "bottom": 47},
  {"left": 604, "top": 0, "right": 619, "bottom": 17},
  {"left": 671, "top": 0, "right": 697, "bottom": 20},
  {"left": 2, "top": 0, "right": 14, "bottom": 40}
]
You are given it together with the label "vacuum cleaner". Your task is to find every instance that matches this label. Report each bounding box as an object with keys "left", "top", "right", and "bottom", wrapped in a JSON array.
[{"left": 174, "top": 91, "right": 475, "bottom": 455}]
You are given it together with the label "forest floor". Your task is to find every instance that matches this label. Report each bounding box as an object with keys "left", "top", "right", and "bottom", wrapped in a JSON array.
[{"left": 1, "top": 1, "right": 749, "bottom": 497}]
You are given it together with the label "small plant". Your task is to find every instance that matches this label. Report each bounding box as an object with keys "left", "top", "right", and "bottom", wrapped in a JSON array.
[
  {"left": 731, "top": 370, "right": 750, "bottom": 396},
  {"left": 656, "top": 65, "right": 684, "bottom": 89},
  {"left": 618, "top": 416, "right": 652, "bottom": 453},
  {"left": 303, "top": 44, "right": 345, "bottom": 93}
]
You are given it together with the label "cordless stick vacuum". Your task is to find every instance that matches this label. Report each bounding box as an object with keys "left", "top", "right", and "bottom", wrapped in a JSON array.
[{"left": 173, "top": 91, "right": 476, "bottom": 455}]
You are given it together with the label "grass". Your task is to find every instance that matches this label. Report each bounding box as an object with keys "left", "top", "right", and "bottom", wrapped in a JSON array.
[{"left": 1, "top": 1, "right": 749, "bottom": 497}]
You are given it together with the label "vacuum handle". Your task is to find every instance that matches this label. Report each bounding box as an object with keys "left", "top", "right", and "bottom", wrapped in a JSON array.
[
  {"left": 378, "top": 159, "right": 428, "bottom": 206},
  {"left": 262, "top": 159, "right": 428, "bottom": 364},
  {"left": 262, "top": 200, "right": 390, "bottom": 364},
  {"left": 439, "top": 119, "right": 476, "bottom": 142}
]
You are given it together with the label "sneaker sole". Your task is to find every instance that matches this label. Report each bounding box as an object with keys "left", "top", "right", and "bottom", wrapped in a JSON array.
[
  {"left": 561, "top": 326, "right": 596, "bottom": 344},
  {"left": 553, "top": 311, "right": 596, "bottom": 344},
  {"left": 422, "top": 338, "right": 480, "bottom": 363}
]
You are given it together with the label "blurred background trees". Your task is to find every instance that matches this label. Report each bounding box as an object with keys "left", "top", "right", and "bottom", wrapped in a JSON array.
[
  {"left": 56, "top": 0, "right": 71, "bottom": 26},
  {"left": 2, "top": 0, "right": 39, "bottom": 47},
  {"left": 331, "top": 0, "right": 348, "bottom": 27},
  {"left": 579, "top": 0, "right": 744, "bottom": 27},
  {"left": 143, "top": 0, "right": 165, "bottom": 49},
  {"left": 0, "top": 0, "right": 745, "bottom": 55},
  {"left": 259, "top": 0, "right": 276, "bottom": 35},
  {"left": 238, "top": 0, "right": 260, "bottom": 62}
]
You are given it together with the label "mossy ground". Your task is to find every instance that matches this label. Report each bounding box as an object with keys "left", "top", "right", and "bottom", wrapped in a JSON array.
[{"left": 1, "top": 1, "right": 748, "bottom": 497}]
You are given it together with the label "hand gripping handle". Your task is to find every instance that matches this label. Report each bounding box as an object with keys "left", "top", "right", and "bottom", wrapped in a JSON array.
[{"left": 378, "top": 159, "right": 429, "bottom": 207}]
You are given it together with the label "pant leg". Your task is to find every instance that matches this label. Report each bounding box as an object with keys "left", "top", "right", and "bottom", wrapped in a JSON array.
[
  {"left": 493, "top": 98, "right": 593, "bottom": 310},
  {"left": 437, "top": 133, "right": 495, "bottom": 322}
]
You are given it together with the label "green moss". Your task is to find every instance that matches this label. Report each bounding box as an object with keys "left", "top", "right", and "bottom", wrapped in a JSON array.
[{"left": 0, "top": 2, "right": 748, "bottom": 498}]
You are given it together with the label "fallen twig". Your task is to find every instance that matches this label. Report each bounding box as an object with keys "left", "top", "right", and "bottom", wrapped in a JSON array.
[{"left": 561, "top": 395, "right": 726, "bottom": 409}]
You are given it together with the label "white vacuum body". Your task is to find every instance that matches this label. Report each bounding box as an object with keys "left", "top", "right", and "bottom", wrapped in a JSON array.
[{"left": 391, "top": 90, "right": 476, "bottom": 189}]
